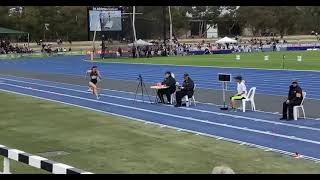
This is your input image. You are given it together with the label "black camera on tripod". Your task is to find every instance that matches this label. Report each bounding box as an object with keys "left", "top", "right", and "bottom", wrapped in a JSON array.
[
  {"left": 137, "top": 74, "right": 142, "bottom": 81},
  {"left": 134, "top": 74, "right": 152, "bottom": 103}
]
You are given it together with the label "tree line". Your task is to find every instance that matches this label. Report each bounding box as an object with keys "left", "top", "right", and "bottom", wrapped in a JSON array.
[{"left": 0, "top": 6, "right": 319, "bottom": 42}]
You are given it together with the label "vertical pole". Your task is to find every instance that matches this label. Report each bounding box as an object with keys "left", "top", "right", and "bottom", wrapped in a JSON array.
[
  {"left": 27, "top": 33, "right": 30, "bottom": 49},
  {"left": 168, "top": 6, "right": 173, "bottom": 55},
  {"left": 3, "top": 157, "right": 10, "bottom": 174},
  {"left": 222, "top": 82, "right": 226, "bottom": 107},
  {"left": 163, "top": 6, "right": 167, "bottom": 45},
  {"left": 92, "top": 30, "right": 97, "bottom": 60},
  {"left": 282, "top": 55, "right": 285, "bottom": 70},
  {"left": 141, "top": 80, "right": 144, "bottom": 102},
  {"left": 43, "top": 30, "right": 46, "bottom": 42},
  {"left": 132, "top": 6, "right": 139, "bottom": 58},
  {"left": 168, "top": 6, "right": 173, "bottom": 44}
]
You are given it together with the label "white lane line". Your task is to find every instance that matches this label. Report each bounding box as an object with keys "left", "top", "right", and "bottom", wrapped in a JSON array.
[
  {"left": 1, "top": 73, "right": 320, "bottom": 100},
  {"left": 0, "top": 87, "right": 320, "bottom": 163},
  {"left": 1, "top": 77, "right": 320, "bottom": 132},
  {"left": 180, "top": 107, "right": 320, "bottom": 132},
  {"left": 1, "top": 74, "right": 320, "bottom": 119},
  {"left": 193, "top": 101, "right": 320, "bottom": 120},
  {"left": 0, "top": 74, "right": 140, "bottom": 95},
  {"left": 87, "top": 59, "right": 320, "bottom": 73},
  {"left": 1, "top": 82, "right": 320, "bottom": 146}
]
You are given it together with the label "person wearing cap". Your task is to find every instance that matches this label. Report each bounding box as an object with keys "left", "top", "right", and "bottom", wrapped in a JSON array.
[
  {"left": 229, "top": 76, "right": 247, "bottom": 111},
  {"left": 280, "top": 80, "right": 303, "bottom": 121},
  {"left": 157, "top": 71, "right": 176, "bottom": 103},
  {"left": 174, "top": 73, "right": 194, "bottom": 107}
]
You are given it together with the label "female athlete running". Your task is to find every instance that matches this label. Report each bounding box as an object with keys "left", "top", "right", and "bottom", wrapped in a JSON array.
[{"left": 85, "top": 66, "right": 102, "bottom": 99}]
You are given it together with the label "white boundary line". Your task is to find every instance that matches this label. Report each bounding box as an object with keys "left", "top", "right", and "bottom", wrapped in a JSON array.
[
  {"left": 1, "top": 72, "right": 319, "bottom": 100},
  {"left": 2, "top": 82, "right": 320, "bottom": 146},
  {"left": 0, "top": 88, "right": 319, "bottom": 163},
  {"left": 1, "top": 76, "right": 320, "bottom": 131},
  {"left": 85, "top": 58, "right": 320, "bottom": 73},
  {"left": 1, "top": 73, "right": 319, "bottom": 120}
]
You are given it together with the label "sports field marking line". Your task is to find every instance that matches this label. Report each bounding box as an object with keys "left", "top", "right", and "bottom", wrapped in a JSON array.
[
  {"left": 6, "top": 60, "right": 320, "bottom": 87},
  {"left": 181, "top": 108, "right": 320, "bottom": 132},
  {"left": 1, "top": 72, "right": 319, "bottom": 100},
  {"left": 0, "top": 73, "right": 319, "bottom": 120},
  {"left": 0, "top": 73, "right": 139, "bottom": 95},
  {"left": 0, "top": 89, "right": 319, "bottom": 163},
  {"left": 1, "top": 82, "right": 320, "bottom": 146},
  {"left": 197, "top": 101, "right": 320, "bottom": 121},
  {"left": 85, "top": 59, "right": 320, "bottom": 73},
  {"left": 4, "top": 72, "right": 320, "bottom": 98},
  {"left": 1, "top": 77, "right": 319, "bottom": 131}
]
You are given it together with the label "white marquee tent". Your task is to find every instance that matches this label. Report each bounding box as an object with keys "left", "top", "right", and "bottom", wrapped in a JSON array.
[
  {"left": 128, "top": 39, "right": 153, "bottom": 46},
  {"left": 215, "top": 36, "right": 238, "bottom": 44}
]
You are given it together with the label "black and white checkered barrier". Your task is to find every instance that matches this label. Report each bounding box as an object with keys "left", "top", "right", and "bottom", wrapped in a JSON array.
[{"left": 0, "top": 144, "right": 93, "bottom": 174}]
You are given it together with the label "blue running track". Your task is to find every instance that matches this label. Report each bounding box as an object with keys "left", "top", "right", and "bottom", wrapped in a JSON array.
[
  {"left": 1, "top": 55, "right": 320, "bottom": 99},
  {"left": 0, "top": 74, "right": 320, "bottom": 162}
]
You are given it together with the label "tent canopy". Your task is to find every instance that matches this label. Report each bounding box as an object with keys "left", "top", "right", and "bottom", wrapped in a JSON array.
[
  {"left": 216, "top": 36, "right": 237, "bottom": 44},
  {"left": 0, "top": 27, "right": 27, "bottom": 34},
  {"left": 128, "top": 39, "right": 153, "bottom": 46}
]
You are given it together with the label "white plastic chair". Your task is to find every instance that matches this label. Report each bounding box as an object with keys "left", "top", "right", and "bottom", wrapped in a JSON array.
[
  {"left": 170, "top": 93, "right": 176, "bottom": 104},
  {"left": 169, "top": 73, "right": 176, "bottom": 104},
  {"left": 293, "top": 91, "right": 306, "bottom": 120},
  {"left": 170, "top": 83, "right": 179, "bottom": 105},
  {"left": 242, "top": 87, "right": 256, "bottom": 112},
  {"left": 183, "top": 84, "right": 197, "bottom": 107}
]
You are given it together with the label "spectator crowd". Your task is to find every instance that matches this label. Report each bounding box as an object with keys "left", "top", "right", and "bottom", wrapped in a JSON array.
[
  {"left": 0, "top": 39, "right": 33, "bottom": 54},
  {"left": 128, "top": 36, "right": 288, "bottom": 58}
]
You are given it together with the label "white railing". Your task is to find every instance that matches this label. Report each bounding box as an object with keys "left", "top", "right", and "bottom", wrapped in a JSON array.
[{"left": 0, "top": 144, "right": 93, "bottom": 174}]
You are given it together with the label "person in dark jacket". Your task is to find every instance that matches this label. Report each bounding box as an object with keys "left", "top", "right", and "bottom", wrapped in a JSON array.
[
  {"left": 280, "top": 80, "right": 303, "bottom": 121},
  {"left": 157, "top": 71, "right": 176, "bottom": 103},
  {"left": 175, "top": 73, "right": 194, "bottom": 107},
  {"left": 132, "top": 46, "right": 136, "bottom": 58},
  {"left": 118, "top": 47, "right": 122, "bottom": 57}
]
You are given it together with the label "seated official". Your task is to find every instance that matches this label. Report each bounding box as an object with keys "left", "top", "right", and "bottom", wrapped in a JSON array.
[
  {"left": 229, "top": 76, "right": 247, "bottom": 112},
  {"left": 157, "top": 71, "right": 176, "bottom": 104},
  {"left": 280, "top": 80, "right": 303, "bottom": 121},
  {"left": 175, "top": 73, "right": 194, "bottom": 107}
]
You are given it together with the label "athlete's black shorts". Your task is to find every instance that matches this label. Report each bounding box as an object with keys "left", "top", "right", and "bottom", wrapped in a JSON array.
[{"left": 90, "top": 79, "right": 97, "bottom": 85}]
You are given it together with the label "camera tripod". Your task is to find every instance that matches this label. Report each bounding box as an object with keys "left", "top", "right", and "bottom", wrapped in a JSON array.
[{"left": 134, "top": 74, "right": 152, "bottom": 103}]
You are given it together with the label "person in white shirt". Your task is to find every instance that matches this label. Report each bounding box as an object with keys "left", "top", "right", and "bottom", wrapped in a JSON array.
[{"left": 229, "top": 76, "right": 247, "bottom": 111}]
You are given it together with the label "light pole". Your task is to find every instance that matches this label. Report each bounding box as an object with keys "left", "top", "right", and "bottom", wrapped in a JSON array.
[
  {"left": 162, "top": 6, "right": 167, "bottom": 45},
  {"left": 168, "top": 6, "right": 173, "bottom": 55},
  {"left": 132, "top": 6, "right": 139, "bottom": 58},
  {"left": 168, "top": 6, "right": 173, "bottom": 44}
]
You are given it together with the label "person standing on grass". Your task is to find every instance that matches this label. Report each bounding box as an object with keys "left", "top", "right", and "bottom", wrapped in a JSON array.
[
  {"left": 280, "top": 80, "right": 303, "bottom": 121},
  {"left": 85, "top": 66, "right": 102, "bottom": 100},
  {"left": 229, "top": 76, "right": 247, "bottom": 112}
]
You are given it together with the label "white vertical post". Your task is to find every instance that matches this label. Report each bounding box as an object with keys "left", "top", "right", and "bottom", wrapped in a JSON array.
[
  {"left": 168, "top": 6, "right": 173, "bottom": 55},
  {"left": 92, "top": 30, "right": 97, "bottom": 60},
  {"left": 168, "top": 6, "right": 173, "bottom": 43},
  {"left": 3, "top": 157, "right": 11, "bottom": 174},
  {"left": 132, "top": 6, "right": 139, "bottom": 58},
  {"left": 27, "top": 33, "right": 30, "bottom": 49}
]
